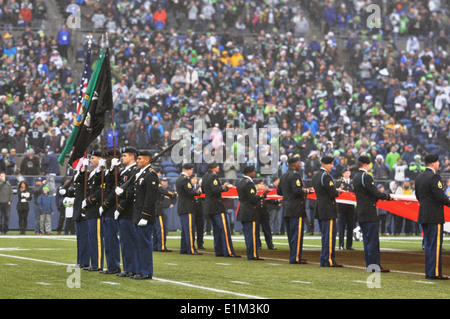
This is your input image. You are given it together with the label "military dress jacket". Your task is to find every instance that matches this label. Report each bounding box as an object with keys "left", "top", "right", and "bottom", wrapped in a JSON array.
[
  {"left": 236, "top": 176, "right": 263, "bottom": 222},
  {"left": 415, "top": 168, "right": 450, "bottom": 224},
  {"left": 132, "top": 165, "right": 159, "bottom": 224},
  {"left": 353, "top": 169, "right": 390, "bottom": 223},
  {"left": 175, "top": 173, "right": 198, "bottom": 216},
  {"left": 202, "top": 170, "right": 228, "bottom": 216},
  {"left": 277, "top": 169, "right": 307, "bottom": 218},
  {"left": 312, "top": 168, "right": 339, "bottom": 220}
]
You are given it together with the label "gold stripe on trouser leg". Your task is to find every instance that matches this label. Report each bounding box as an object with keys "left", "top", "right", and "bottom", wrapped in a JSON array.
[
  {"left": 296, "top": 217, "right": 302, "bottom": 262},
  {"left": 221, "top": 213, "right": 232, "bottom": 255},
  {"left": 252, "top": 221, "right": 257, "bottom": 258},
  {"left": 436, "top": 224, "right": 441, "bottom": 277},
  {"left": 159, "top": 215, "right": 165, "bottom": 251},
  {"left": 328, "top": 219, "right": 333, "bottom": 266},
  {"left": 97, "top": 218, "right": 102, "bottom": 268},
  {"left": 189, "top": 214, "right": 194, "bottom": 254}
]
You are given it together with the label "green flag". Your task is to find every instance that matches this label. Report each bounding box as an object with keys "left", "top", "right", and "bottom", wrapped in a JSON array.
[{"left": 58, "top": 48, "right": 105, "bottom": 166}]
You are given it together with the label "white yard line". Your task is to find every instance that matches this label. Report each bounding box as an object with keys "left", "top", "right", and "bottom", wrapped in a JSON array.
[{"left": 0, "top": 253, "right": 266, "bottom": 299}]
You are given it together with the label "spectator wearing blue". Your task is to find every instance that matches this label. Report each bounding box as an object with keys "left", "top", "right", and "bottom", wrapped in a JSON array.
[
  {"left": 37, "top": 185, "right": 55, "bottom": 235},
  {"left": 57, "top": 24, "right": 70, "bottom": 59}
]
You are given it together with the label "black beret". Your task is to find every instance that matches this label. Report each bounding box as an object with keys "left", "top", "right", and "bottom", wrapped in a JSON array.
[
  {"left": 182, "top": 163, "right": 194, "bottom": 170},
  {"left": 358, "top": 155, "right": 371, "bottom": 164},
  {"left": 90, "top": 150, "right": 103, "bottom": 158},
  {"left": 243, "top": 165, "right": 255, "bottom": 174},
  {"left": 424, "top": 153, "right": 439, "bottom": 164},
  {"left": 138, "top": 149, "right": 152, "bottom": 157},
  {"left": 321, "top": 156, "right": 334, "bottom": 164},
  {"left": 207, "top": 162, "right": 219, "bottom": 169},
  {"left": 121, "top": 146, "right": 138, "bottom": 154},
  {"left": 288, "top": 156, "right": 300, "bottom": 164}
]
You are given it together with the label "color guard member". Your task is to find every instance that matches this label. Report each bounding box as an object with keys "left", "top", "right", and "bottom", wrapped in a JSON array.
[{"left": 415, "top": 153, "right": 450, "bottom": 280}]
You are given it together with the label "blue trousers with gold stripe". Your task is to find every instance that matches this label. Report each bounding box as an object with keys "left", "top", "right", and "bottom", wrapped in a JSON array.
[
  {"left": 319, "top": 219, "right": 337, "bottom": 267},
  {"left": 242, "top": 221, "right": 259, "bottom": 260},
  {"left": 285, "top": 217, "right": 304, "bottom": 263},
  {"left": 103, "top": 217, "right": 121, "bottom": 271},
  {"left": 422, "top": 223, "right": 443, "bottom": 278},
  {"left": 210, "top": 213, "right": 235, "bottom": 257},
  {"left": 87, "top": 218, "right": 104, "bottom": 269},
  {"left": 75, "top": 219, "right": 90, "bottom": 266},
  {"left": 134, "top": 223, "right": 153, "bottom": 276},
  {"left": 118, "top": 218, "right": 137, "bottom": 274},
  {"left": 180, "top": 213, "right": 197, "bottom": 254},
  {"left": 360, "top": 221, "right": 381, "bottom": 268},
  {"left": 154, "top": 214, "right": 168, "bottom": 251}
]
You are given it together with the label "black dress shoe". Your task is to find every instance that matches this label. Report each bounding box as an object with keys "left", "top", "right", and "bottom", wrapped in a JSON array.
[
  {"left": 380, "top": 267, "right": 390, "bottom": 273},
  {"left": 330, "top": 263, "right": 343, "bottom": 267},
  {"left": 130, "top": 274, "right": 152, "bottom": 280},
  {"left": 426, "top": 275, "right": 449, "bottom": 280},
  {"left": 161, "top": 249, "right": 172, "bottom": 252},
  {"left": 100, "top": 268, "right": 121, "bottom": 274},
  {"left": 268, "top": 247, "right": 277, "bottom": 250},
  {"left": 226, "top": 254, "right": 241, "bottom": 258},
  {"left": 346, "top": 247, "right": 355, "bottom": 250},
  {"left": 198, "top": 246, "right": 205, "bottom": 250},
  {"left": 249, "top": 257, "right": 264, "bottom": 261},
  {"left": 85, "top": 267, "right": 102, "bottom": 271},
  {"left": 117, "top": 271, "right": 135, "bottom": 277}
]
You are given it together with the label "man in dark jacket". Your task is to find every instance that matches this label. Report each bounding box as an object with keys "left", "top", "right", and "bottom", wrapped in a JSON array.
[
  {"left": 353, "top": 155, "right": 392, "bottom": 273},
  {"left": 236, "top": 165, "right": 268, "bottom": 260},
  {"left": 202, "top": 162, "right": 239, "bottom": 258},
  {"left": 277, "top": 156, "right": 313, "bottom": 264},
  {"left": 154, "top": 174, "right": 177, "bottom": 252},
  {"left": 175, "top": 163, "right": 201, "bottom": 255},
  {"left": 415, "top": 154, "right": 450, "bottom": 280},
  {"left": 129, "top": 149, "right": 160, "bottom": 279},
  {"left": 312, "top": 155, "right": 343, "bottom": 267}
]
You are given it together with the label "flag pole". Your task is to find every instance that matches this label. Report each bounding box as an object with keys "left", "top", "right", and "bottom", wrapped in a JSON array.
[{"left": 105, "top": 31, "right": 120, "bottom": 207}]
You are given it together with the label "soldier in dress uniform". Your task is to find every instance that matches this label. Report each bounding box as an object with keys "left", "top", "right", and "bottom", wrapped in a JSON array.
[
  {"left": 255, "top": 179, "right": 276, "bottom": 250},
  {"left": 312, "top": 155, "right": 343, "bottom": 267},
  {"left": 129, "top": 149, "right": 159, "bottom": 279},
  {"left": 202, "top": 162, "right": 239, "bottom": 258},
  {"left": 415, "top": 153, "right": 450, "bottom": 280},
  {"left": 61, "top": 159, "right": 90, "bottom": 269},
  {"left": 236, "top": 165, "right": 268, "bottom": 260},
  {"left": 335, "top": 167, "right": 356, "bottom": 250},
  {"left": 114, "top": 146, "right": 139, "bottom": 278},
  {"left": 154, "top": 171, "right": 177, "bottom": 252},
  {"left": 81, "top": 150, "right": 106, "bottom": 271},
  {"left": 277, "top": 156, "right": 313, "bottom": 264},
  {"left": 353, "top": 155, "right": 392, "bottom": 273},
  {"left": 175, "top": 163, "right": 201, "bottom": 255},
  {"left": 98, "top": 149, "right": 122, "bottom": 275}
]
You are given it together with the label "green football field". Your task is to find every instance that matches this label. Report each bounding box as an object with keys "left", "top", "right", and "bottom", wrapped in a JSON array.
[{"left": 0, "top": 232, "right": 449, "bottom": 302}]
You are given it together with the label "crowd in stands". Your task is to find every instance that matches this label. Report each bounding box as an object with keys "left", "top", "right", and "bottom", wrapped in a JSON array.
[{"left": 0, "top": 0, "right": 448, "bottom": 193}]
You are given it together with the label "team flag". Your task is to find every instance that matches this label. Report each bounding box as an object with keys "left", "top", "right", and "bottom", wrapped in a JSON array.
[{"left": 68, "top": 47, "right": 113, "bottom": 166}]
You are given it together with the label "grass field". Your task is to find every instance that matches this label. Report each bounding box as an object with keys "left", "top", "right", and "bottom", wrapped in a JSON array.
[{"left": 0, "top": 231, "right": 449, "bottom": 303}]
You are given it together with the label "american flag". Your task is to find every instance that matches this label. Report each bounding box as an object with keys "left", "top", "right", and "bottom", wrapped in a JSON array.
[{"left": 75, "top": 45, "right": 92, "bottom": 122}]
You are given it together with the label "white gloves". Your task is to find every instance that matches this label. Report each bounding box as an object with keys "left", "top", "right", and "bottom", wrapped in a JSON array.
[
  {"left": 114, "top": 210, "right": 120, "bottom": 220},
  {"left": 80, "top": 158, "right": 89, "bottom": 172},
  {"left": 59, "top": 188, "right": 66, "bottom": 195},
  {"left": 82, "top": 199, "right": 87, "bottom": 209},
  {"left": 115, "top": 187, "right": 124, "bottom": 196},
  {"left": 99, "top": 206, "right": 104, "bottom": 216},
  {"left": 111, "top": 158, "right": 120, "bottom": 168},
  {"left": 138, "top": 219, "right": 148, "bottom": 226}
]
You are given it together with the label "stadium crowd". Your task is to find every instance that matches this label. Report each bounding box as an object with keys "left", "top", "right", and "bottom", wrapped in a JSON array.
[{"left": 0, "top": 0, "right": 448, "bottom": 235}]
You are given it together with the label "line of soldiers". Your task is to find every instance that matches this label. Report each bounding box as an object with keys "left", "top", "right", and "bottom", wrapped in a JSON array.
[
  {"left": 61, "top": 147, "right": 176, "bottom": 280},
  {"left": 61, "top": 147, "right": 450, "bottom": 280}
]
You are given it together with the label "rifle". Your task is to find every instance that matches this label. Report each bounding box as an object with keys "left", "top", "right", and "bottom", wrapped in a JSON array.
[{"left": 115, "top": 138, "right": 183, "bottom": 194}]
